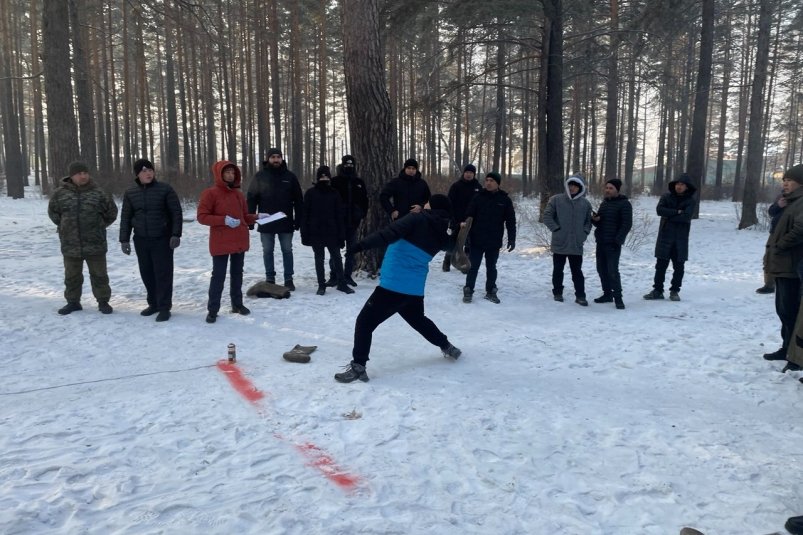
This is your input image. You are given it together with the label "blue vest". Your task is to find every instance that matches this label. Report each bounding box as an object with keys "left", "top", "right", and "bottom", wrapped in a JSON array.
[{"left": 379, "top": 239, "right": 432, "bottom": 296}]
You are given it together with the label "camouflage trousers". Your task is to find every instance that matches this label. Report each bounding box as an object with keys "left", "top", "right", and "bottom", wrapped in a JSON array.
[{"left": 63, "top": 254, "right": 111, "bottom": 304}]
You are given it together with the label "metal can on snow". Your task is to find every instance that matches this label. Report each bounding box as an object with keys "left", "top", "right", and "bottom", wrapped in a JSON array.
[{"left": 227, "top": 343, "right": 236, "bottom": 363}]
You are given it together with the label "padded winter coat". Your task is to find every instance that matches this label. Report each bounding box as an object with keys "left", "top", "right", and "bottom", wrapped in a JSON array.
[
  {"left": 332, "top": 166, "right": 369, "bottom": 232},
  {"left": 592, "top": 194, "right": 633, "bottom": 246},
  {"left": 653, "top": 175, "right": 697, "bottom": 261},
  {"left": 465, "top": 189, "right": 517, "bottom": 250},
  {"left": 246, "top": 161, "right": 303, "bottom": 234},
  {"left": 448, "top": 176, "right": 482, "bottom": 227},
  {"left": 197, "top": 161, "right": 257, "bottom": 256},
  {"left": 301, "top": 182, "right": 345, "bottom": 248},
  {"left": 543, "top": 177, "right": 592, "bottom": 256},
  {"left": 379, "top": 170, "right": 431, "bottom": 219},
  {"left": 765, "top": 186, "right": 803, "bottom": 279},
  {"left": 48, "top": 176, "right": 118, "bottom": 257},
  {"left": 119, "top": 179, "right": 183, "bottom": 242}
]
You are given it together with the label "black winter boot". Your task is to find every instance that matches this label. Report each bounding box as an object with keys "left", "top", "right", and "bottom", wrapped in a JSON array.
[
  {"left": 324, "top": 276, "right": 337, "bottom": 287},
  {"left": 755, "top": 285, "right": 775, "bottom": 294},
  {"left": 614, "top": 297, "right": 625, "bottom": 309},
  {"left": 232, "top": 304, "right": 251, "bottom": 315},
  {"left": 463, "top": 286, "right": 473, "bottom": 303},
  {"left": 485, "top": 288, "right": 500, "bottom": 304},
  {"left": 669, "top": 291, "right": 680, "bottom": 301},
  {"left": 441, "top": 343, "right": 462, "bottom": 360},
  {"left": 594, "top": 294, "right": 613, "bottom": 303},
  {"left": 763, "top": 348, "right": 787, "bottom": 361},
  {"left": 155, "top": 310, "right": 171, "bottom": 322},
  {"left": 98, "top": 302, "right": 113, "bottom": 314},
  {"left": 334, "top": 361, "right": 369, "bottom": 383},
  {"left": 553, "top": 293, "right": 564, "bottom": 302},
  {"left": 786, "top": 515, "right": 803, "bottom": 535},
  {"left": 575, "top": 297, "right": 588, "bottom": 306},
  {"left": 316, "top": 285, "right": 326, "bottom": 296},
  {"left": 140, "top": 306, "right": 157, "bottom": 316},
  {"left": 284, "top": 279, "right": 295, "bottom": 291},
  {"left": 643, "top": 289, "right": 664, "bottom": 300},
  {"left": 58, "top": 302, "right": 82, "bottom": 315},
  {"left": 345, "top": 276, "right": 358, "bottom": 287},
  {"left": 336, "top": 282, "right": 355, "bottom": 294}
]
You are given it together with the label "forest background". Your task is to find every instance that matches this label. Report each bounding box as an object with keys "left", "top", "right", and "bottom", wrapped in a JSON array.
[{"left": 1, "top": 0, "right": 802, "bottom": 248}]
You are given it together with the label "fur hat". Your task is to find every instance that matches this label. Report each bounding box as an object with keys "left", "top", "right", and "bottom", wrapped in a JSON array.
[
  {"left": 486, "top": 171, "right": 502, "bottom": 185},
  {"left": 68, "top": 161, "right": 89, "bottom": 177},
  {"left": 133, "top": 158, "right": 154, "bottom": 176},
  {"left": 606, "top": 178, "right": 623, "bottom": 192},
  {"left": 429, "top": 194, "right": 452, "bottom": 216},
  {"left": 784, "top": 164, "right": 803, "bottom": 185}
]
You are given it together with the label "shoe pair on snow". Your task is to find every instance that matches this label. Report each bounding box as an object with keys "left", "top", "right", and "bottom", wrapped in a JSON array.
[
  {"left": 553, "top": 294, "right": 588, "bottom": 306},
  {"left": 462, "top": 286, "right": 500, "bottom": 304},
  {"left": 334, "top": 343, "right": 462, "bottom": 383},
  {"left": 643, "top": 289, "right": 680, "bottom": 301},
  {"left": 58, "top": 302, "right": 113, "bottom": 315},
  {"left": 593, "top": 294, "right": 625, "bottom": 309}
]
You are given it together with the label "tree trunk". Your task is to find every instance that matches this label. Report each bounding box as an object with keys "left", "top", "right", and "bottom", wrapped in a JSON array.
[
  {"left": 268, "top": 0, "right": 282, "bottom": 149},
  {"left": 0, "top": 0, "right": 25, "bottom": 198},
  {"left": 539, "top": 0, "right": 564, "bottom": 215},
  {"left": 603, "top": 0, "right": 619, "bottom": 182},
  {"left": 714, "top": 10, "right": 732, "bottom": 200}
]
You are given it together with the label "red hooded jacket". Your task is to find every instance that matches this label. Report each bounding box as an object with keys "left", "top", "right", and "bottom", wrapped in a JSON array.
[{"left": 197, "top": 161, "right": 257, "bottom": 256}]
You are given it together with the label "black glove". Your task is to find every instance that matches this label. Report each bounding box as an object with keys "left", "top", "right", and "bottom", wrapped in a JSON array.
[
  {"left": 169, "top": 236, "right": 181, "bottom": 249},
  {"left": 506, "top": 242, "right": 515, "bottom": 252},
  {"left": 346, "top": 242, "right": 364, "bottom": 255},
  {"left": 121, "top": 242, "right": 131, "bottom": 255}
]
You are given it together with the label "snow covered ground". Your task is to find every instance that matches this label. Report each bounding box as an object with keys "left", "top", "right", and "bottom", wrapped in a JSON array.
[{"left": 0, "top": 187, "right": 800, "bottom": 535}]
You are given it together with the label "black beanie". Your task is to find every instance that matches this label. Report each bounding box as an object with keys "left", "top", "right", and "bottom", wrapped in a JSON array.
[
  {"left": 316, "top": 165, "right": 331, "bottom": 180},
  {"left": 486, "top": 171, "right": 502, "bottom": 185},
  {"left": 784, "top": 164, "right": 803, "bottom": 185},
  {"left": 266, "top": 148, "right": 283, "bottom": 158},
  {"left": 342, "top": 155, "right": 355, "bottom": 166},
  {"left": 464, "top": 164, "right": 477, "bottom": 174},
  {"left": 403, "top": 158, "right": 419, "bottom": 170},
  {"left": 429, "top": 194, "right": 452, "bottom": 216},
  {"left": 606, "top": 178, "right": 623, "bottom": 192},
  {"left": 133, "top": 158, "right": 154, "bottom": 175},
  {"left": 68, "top": 161, "right": 89, "bottom": 177}
]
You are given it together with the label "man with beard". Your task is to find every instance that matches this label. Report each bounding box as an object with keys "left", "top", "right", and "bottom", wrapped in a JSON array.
[
  {"left": 591, "top": 178, "right": 632, "bottom": 310},
  {"left": 329, "top": 154, "right": 369, "bottom": 287},
  {"left": 247, "top": 148, "right": 303, "bottom": 290},
  {"left": 379, "top": 158, "right": 431, "bottom": 222}
]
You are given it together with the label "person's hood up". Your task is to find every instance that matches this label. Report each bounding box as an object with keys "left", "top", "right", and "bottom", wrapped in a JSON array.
[
  {"left": 211, "top": 160, "right": 242, "bottom": 189},
  {"left": 564, "top": 175, "right": 587, "bottom": 198},
  {"left": 668, "top": 173, "right": 697, "bottom": 196}
]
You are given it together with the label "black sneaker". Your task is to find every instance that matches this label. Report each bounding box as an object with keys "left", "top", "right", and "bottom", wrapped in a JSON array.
[
  {"left": 345, "top": 276, "right": 358, "bottom": 287},
  {"left": 140, "top": 306, "right": 157, "bottom": 316},
  {"left": 155, "top": 310, "right": 171, "bottom": 322},
  {"left": 553, "top": 294, "right": 564, "bottom": 302},
  {"left": 337, "top": 283, "right": 355, "bottom": 294},
  {"left": 98, "top": 302, "right": 113, "bottom": 314},
  {"left": 755, "top": 285, "right": 775, "bottom": 294},
  {"left": 206, "top": 312, "right": 217, "bottom": 324},
  {"left": 643, "top": 290, "right": 664, "bottom": 300},
  {"left": 614, "top": 297, "right": 625, "bottom": 310},
  {"left": 58, "top": 302, "right": 82, "bottom": 315},
  {"left": 442, "top": 343, "right": 462, "bottom": 360},
  {"left": 575, "top": 297, "right": 588, "bottom": 306},
  {"left": 485, "top": 292, "right": 500, "bottom": 304},
  {"left": 763, "top": 348, "right": 787, "bottom": 361},
  {"left": 594, "top": 294, "right": 613, "bottom": 303},
  {"left": 284, "top": 279, "right": 295, "bottom": 291},
  {"left": 463, "top": 286, "right": 473, "bottom": 303},
  {"left": 232, "top": 304, "right": 251, "bottom": 315},
  {"left": 335, "top": 361, "right": 369, "bottom": 383},
  {"left": 316, "top": 285, "right": 326, "bottom": 296},
  {"left": 782, "top": 361, "right": 802, "bottom": 373}
]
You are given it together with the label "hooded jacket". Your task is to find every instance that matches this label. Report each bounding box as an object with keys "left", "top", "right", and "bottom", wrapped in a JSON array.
[
  {"left": 119, "top": 177, "right": 183, "bottom": 242},
  {"left": 197, "top": 161, "right": 257, "bottom": 256},
  {"left": 543, "top": 176, "right": 592, "bottom": 256},
  {"left": 765, "top": 185, "right": 803, "bottom": 278},
  {"left": 379, "top": 168, "right": 431, "bottom": 219},
  {"left": 654, "top": 174, "right": 697, "bottom": 261},
  {"left": 48, "top": 176, "right": 118, "bottom": 257},
  {"left": 301, "top": 180, "right": 346, "bottom": 248},
  {"left": 246, "top": 159, "right": 304, "bottom": 234}
]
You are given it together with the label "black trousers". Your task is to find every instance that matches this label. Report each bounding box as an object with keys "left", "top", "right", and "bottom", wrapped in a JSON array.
[
  {"left": 596, "top": 243, "right": 623, "bottom": 298},
  {"left": 315, "top": 243, "right": 343, "bottom": 285},
  {"left": 330, "top": 229, "right": 357, "bottom": 278},
  {"left": 465, "top": 246, "right": 499, "bottom": 292},
  {"left": 653, "top": 257, "right": 685, "bottom": 293},
  {"left": 207, "top": 252, "right": 245, "bottom": 313},
  {"left": 352, "top": 286, "right": 449, "bottom": 366},
  {"left": 552, "top": 254, "right": 585, "bottom": 297},
  {"left": 134, "top": 235, "right": 174, "bottom": 311},
  {"left": 775, "top": 276, "right": 802, "bottom": 351}
]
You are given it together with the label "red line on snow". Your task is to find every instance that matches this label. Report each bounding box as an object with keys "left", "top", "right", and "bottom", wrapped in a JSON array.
[{"left": 216, "top": 360, "right": 362, "bottom": 492}]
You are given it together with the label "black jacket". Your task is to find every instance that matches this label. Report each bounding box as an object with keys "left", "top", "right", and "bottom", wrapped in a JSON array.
[
  {"left": 332, "top": 165, "right": 369, "bottom": 232},
  {"left": 654, "top": 176, "right": 697, "bottom": 261},
  {"left": 301, "top": 182, "right": 345, "bottom": 248},
  {"left": 360, "top": 208, "right": 451, "bottom": 257},
  {"left": 448, "top": 177, "right": 481, "bottom": 226},
  {"left": 119, "top": 179, "right": 182, "bottom": 241},
  {"left": 593, "top": 194, "right": 633, "bottom": 246},
  {"left": 465, "top": 189, "right": 516, "bottom": 250},
  {"left": 379, "top": 170, "right": 431, "bottom": 219},
  {"left": 246, "top": 161, "right": 304, "bottom": 233}
]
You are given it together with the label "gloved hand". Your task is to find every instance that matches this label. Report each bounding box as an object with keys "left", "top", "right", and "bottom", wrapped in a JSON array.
[
  {"left": 120, "top": 242, "right": 131, "bottom": 255},
  {"left": 506, "top": 241, "right": 515, "bottom": 252},
  {"left": 225, "top": 215, "right": 240, "bottom": 228},
  {"left": 169, "top": 236, "right": 181, "bottom": 249},
  {"left": 346, "top": 242, "right": 364, "bottom": 255}
]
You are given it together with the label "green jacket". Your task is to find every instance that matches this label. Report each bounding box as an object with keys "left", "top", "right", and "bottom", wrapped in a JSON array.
[
  {"left": 765, "top": 186, "right": 803, "bottom": 278},
  {"left": 48, "top": 176, "right": 118, "bottom": 257}
]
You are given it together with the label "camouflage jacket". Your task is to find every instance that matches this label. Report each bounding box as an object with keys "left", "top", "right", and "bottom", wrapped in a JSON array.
[{"left": 48, "top": 176, "right": 118, "bottom": 257}]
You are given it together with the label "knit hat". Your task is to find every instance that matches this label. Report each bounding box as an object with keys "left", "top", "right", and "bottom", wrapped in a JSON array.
[
  {"left": 783, "top": 164, "right": 803, "bottom": 185},
  {"left": 486, "top": 171, "right": 502, "bottom": 185},
  {"left": 403, "top": 158, "right": 419, "bottom": 170},
  {"left": 316, "top": 165, "right": 332, "bottom": 180},
  {"left": 133, "top": 158, "right": 154, "bottom": 175},
  {"left": 342, "top": 155, "right": 355, "bottom": 166},
  {"left": 463, "top": 164, "right": 477, "bottom": 174},
  {"left": 429, "top": 194, "right": 452, "bottom": 216},
  {"left": 266, "top": 148, "right": 283, "bottom": 158},
  {"left": 606, "top": 178, "right": 623, "bottom": 192},
  {"left": 68, "top": 161, "right": 89, "bottom": 177}
]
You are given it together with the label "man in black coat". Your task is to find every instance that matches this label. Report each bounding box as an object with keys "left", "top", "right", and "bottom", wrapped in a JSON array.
[
  {"left": 246, "top": 148, "right": 304, "bottom": 290},
  {"left": 444, "top": 163, "right": 481, "bottom": 272},
  {"left": 462, "top": 171, "right": 516, "bottom": 304},
  {"left": 379, "top": 158, "right": 431, "bottom": 221},
  {"left": 119, "top": 159, "right": 183, "bottom": 322},
  {"left": 644, "top": 173, "right": 697, "bottom": 301},
  {"left": 592, "top": 178, "right": 633, "bottom": 309},
  {"left": 330, "top": 154, "right": 369, "bottom": 286}
]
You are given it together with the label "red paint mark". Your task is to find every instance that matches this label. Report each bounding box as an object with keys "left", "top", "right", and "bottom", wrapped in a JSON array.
[
  {"left": 295, "top": 442, "right": 362, "bottom": 491},
  {"left": 216, "top": 360, "right": 264, "bottom": 402}
]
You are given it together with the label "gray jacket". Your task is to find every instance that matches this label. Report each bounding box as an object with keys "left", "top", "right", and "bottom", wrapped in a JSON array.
[{"left": 543, "top": 176, "right": 592, "bottom": 255}]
